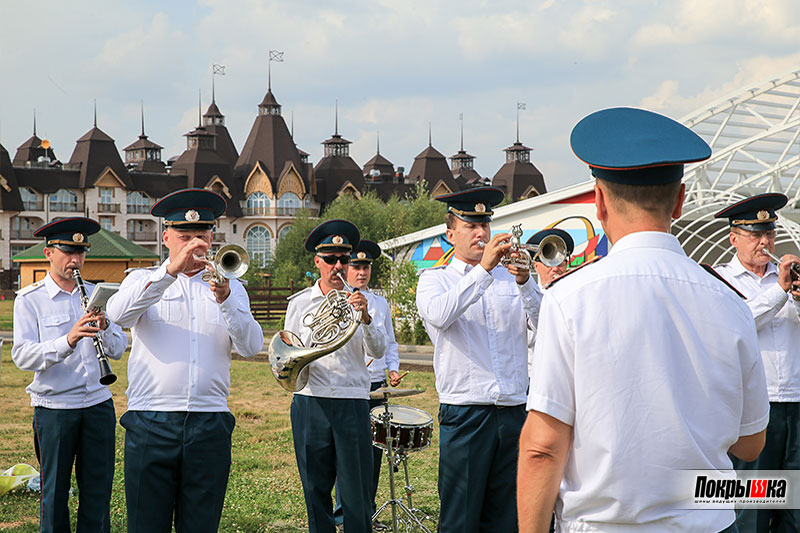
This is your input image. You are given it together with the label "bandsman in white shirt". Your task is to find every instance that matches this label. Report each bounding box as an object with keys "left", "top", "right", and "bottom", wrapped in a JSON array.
[
  {"left": 519, "top": 107, "right": 769, "bottom": 533},
  {"left": 105, "top": 189, "right": 264, "bottom": 533},
  {"left": 525, "top": 228, "right": 574, "bottom": 387},
  {"left": 12, "top": 217, "right": 127, "bottom": 533},
  {"left": 284, "top": 220, "right": 386, "bottom": 533},
  {"left": 416, "top": 186, "right": 543, "bottom": 533},
  {"left": 332, "top": 239, "right": 401, "bottom": 532},
  {"left": 713, "top": 193, "right": 800, "bottom": 532}
]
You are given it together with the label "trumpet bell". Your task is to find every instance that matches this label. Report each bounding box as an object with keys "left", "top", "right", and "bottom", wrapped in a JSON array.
[
  {"left": 215, "top": 244, "right": 249, "bottom": 279},
  {"left": 537, "top": 234, "right": 568, "bottom": 268}
]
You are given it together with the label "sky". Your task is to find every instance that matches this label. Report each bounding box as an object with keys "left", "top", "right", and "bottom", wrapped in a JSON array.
[{"left": 2, "top": 0, "right": 800, "bottom": 193}]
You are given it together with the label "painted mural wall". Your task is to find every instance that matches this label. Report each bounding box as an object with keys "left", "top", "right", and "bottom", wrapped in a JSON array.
[{"left": 408, "top": 189, "right": 608, "bottom": 270}]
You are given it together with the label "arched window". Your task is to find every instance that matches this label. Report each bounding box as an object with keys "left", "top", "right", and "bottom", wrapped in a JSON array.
[
  {"left": 246, "top": 192, "right": 271, "bottom": 215},
  {"left": 278, "top": 192, "right": 300, "bottom": 215},
  {"left": 278, "top": 225, "right": 292, "bottom": 240},
  {"left": 127, "top": 191, "right": 151, "bottom": 214},
  {"left": 246, "top": 225, "right": 271, "bottom": 267},
  {"left": 50, "top": 189, "right": 78, "bottom": 212}
]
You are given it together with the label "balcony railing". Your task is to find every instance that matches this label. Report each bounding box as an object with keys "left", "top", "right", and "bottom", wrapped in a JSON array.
[
  {"left": 98, "top": 202, "right": 121, "bottom": 213},
  {"left": 49, "top": 202, "right": 84, "bottom": 212},
  {"left": 22, "top": 200, "right": 44, "bottom": 211},
  {"left": 11, "top": 229, "right": 36, "bottom": 239},
  {"left": 127, "top": 204, "right": 151, "bottom": 214},
  {"left": 129, "top": 231, "right": 158, "bottom": 241},
  {"left": 241, "top": 206, "right": 318, "bottom": 217}
]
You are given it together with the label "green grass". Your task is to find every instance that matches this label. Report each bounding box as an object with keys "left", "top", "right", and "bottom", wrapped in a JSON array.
[
  {"left": 0, "top": 300, "right": 14, "bottom": 330},
  {"left": 0, "top": 345, "right": 440, "bottom": 532}
]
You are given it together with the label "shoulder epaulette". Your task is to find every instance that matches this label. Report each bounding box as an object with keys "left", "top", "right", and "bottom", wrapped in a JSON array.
[
  {"left": 418, "top": 265, "right": 447, "bottom": 274},
  {"left": 287, "top": 286, "right": 313, "bottom": 301},
  {"left": 544, "top": 255, "right": 603, "bottom": 289},
  {"left": 124, "top": 265, "right": 160, "bottom": 274},
  {"left": 700, "top": 263, "right": 746, "bottom": 299},
  {"left": 16, "top": 280, "right": 45, "bottom": 296}
]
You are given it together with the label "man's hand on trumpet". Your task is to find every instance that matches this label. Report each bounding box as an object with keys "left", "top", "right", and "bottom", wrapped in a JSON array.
[
  {"left": 208, "top": 276, "right": 231, "bottom": 304},
  {"left": 166, "top": 237, "right": 209, "bottom": 277},
  {"left": 777, "top": 254, "right": 800, "bottom": 292},
  {"left": 479, "top": 233, "right": 513, "bottom": 272}
]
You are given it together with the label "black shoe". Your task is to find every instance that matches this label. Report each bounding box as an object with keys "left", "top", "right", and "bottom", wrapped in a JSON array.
[{"left": 372, "top": 519, "right": 390, "bottom": 531}]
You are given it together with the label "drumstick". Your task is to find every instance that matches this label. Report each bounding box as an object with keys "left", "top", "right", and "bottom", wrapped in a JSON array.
[
  {"left": 394, "top": 370, "right": 409, "bottom": 384},
  {"left": 366, "top": 358, "right": 374, "bottom": 368}
]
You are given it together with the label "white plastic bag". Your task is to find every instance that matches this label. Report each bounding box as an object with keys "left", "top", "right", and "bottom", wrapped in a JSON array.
[{"left": 0, "top": 464, "right": 39, "bottom": 496}]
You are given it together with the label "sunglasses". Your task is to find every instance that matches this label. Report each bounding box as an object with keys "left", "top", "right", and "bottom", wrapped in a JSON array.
[{"left": 317, "top": 254, "right": 350, "bottom": 265}]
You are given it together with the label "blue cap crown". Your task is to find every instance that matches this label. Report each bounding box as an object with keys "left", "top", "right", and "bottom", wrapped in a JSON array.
[
  {"left": 350, "top": 239, "right": 381, "bottom": 264},
  {"left": 305, "top": 219, "right": 360, "bottom": 253},
  {"left": 435, "top": 186, "right": 505, "bottom": 223},
  {"left": 34, "top": 217, "right": 100, "bottom": 252},
  {"left": 714, "top": 193, "right": 788, "bottom": 231},
  {"left": 570, "top": 107, "right": 712, "bottom": 185},
  {"left": 150, "top": 188, "right": 227, "bottom": 229}
]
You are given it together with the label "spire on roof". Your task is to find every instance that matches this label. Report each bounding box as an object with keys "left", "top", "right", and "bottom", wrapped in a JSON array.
[
  {"left": 198, "top": 89, "right": 202, "bottom": 127},
  {"left": 140, "top": 101, "right": 145, "bottom": 136},
  {"left": 33, "top": 108, "right": 36, "bottom": 136},
  {"left": 377, "top": 131, "right": 380, "bottom": 155},
  {"left": 516, "top": 102, "right": 526, "bottom": 143},
  {"left": 428, "top": 122, "right": 432, "bottom": 147},
  {"left": 335, "top": 100, "right": 339, "bottom": 136},
  {"left": 93, "top": 99, "right": 97, "bottom": 128},
  {"left": 460, "top": 113, "right": 464, "bottom": 151}
]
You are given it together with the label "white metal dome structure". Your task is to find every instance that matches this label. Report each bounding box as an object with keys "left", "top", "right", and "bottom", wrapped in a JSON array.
[{"left": 676, "top": 67, "right": 800, "bottom": 265}]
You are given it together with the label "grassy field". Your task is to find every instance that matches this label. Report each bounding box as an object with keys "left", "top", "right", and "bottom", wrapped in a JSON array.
[{"left": 0, "top": 346, "right": 440, "bottom": 532}]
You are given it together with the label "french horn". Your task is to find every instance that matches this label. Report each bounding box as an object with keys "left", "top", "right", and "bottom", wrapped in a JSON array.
[{"left": 269, "top": 273, "right": 362, "bottom": 392}]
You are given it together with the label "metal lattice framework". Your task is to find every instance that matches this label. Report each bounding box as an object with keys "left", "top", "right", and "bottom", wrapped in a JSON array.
[{"left": 676, "top": 68, "right": 800, "bottom": 261}]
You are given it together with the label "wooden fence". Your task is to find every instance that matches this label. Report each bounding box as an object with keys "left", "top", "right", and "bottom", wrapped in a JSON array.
[{"left": 247, "top": 279, "right": 305, "bottom": 323}]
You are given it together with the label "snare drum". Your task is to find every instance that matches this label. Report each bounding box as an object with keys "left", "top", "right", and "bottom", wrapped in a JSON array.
[{"left": 370, "top": 405, "right": 433, "bottom": 453}]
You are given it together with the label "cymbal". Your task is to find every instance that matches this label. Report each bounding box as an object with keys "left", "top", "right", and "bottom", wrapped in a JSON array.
[{"left": 369, "top": 387, "right": 424, "bottom": 400}]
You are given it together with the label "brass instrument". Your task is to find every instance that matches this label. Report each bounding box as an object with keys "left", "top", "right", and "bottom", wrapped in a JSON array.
[
  {"left": 72, "top": 269, "right": 117, "bottom": 385},
  {"left": 762, "top": 248, "right": 800, "bottom": 278},
  {"left": 269, "top": 272, "right": 362, "bottom": 392},
  {"left": 195, "top": 244, "right": 250, "bottom": 284},
  {"left": 479, "top": 224, "right": 568, "bottom": 269}
]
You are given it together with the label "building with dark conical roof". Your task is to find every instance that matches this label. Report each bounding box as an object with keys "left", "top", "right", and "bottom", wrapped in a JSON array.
[
  {"left": 362, "top": 133, "right": 411, "bottom": 201},
  {"left": 406, "top": 128, "right": 459, "bottom": 197},
  {"left": 314, "top": 106, "right": 365, "bottom": 208},
  {"left": 12, "top": 112, "right": 57, "bottom": 167},
  {"left": 123, "top": 106, "right": 165, "bottom": 173},
  {"left": 492, "top": 140, "right": 547, "bottom": 201},
  {"left": 232, "top": 82, "right": 316, "bottom": 266}
]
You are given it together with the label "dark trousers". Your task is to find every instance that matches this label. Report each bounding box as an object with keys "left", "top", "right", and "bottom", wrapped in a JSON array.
[
  {"left": 120, "top": 411, "right": 235, "bottom": 533},
  {"left": 334, "top": 381, "right": 385, "bottom": 526},
  {"left": 33, "top": 398, "right": 116, "bottom": 533},
  {"left": 437, "top": 403, "right": 526, "bottom": 533},
  {"left": 291, "top": 395, "right": 373, "bottom": 533},
  {"left": 732, "top": 402, "right": 800, "bottom": 533}
]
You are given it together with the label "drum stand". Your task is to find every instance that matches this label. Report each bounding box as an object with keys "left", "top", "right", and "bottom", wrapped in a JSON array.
[{"left": 373, "top": 401, "right": 433, "bottom": 533}]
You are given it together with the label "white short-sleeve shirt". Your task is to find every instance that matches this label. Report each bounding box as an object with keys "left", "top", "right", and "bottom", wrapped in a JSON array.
[{"left": 528, "top": 232, "right": 769, "bottom": 532}]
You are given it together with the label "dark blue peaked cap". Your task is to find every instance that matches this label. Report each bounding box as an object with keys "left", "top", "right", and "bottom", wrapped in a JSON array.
[
  {"left": 571, "top": 107, "right": 712, "bottom": 184},
  {"left": 34, "top": 217, "right": 100, "bottom": 252},
  {"left": 435, "top": 186, "right": 505, "bottom": 223},
  {"left": 305, "top": 219, "right": 360, "bottom": 253},
  {"left": 526, "top": 228, "right": 574, "bottom": 257},
  {"left": 350, "top": 239, "right": 381, "bottom": 264},
  {"left": 714, "top": 193, "right": 788, "bottom": 232},
  {"left": 150, "top": 188, "right": 226, "bottom": 229}
]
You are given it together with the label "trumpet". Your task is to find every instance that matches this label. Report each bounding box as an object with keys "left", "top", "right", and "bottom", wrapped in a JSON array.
[
  {"left": 762, "top": 248, "right": 800, "bottom": 278},
  {"left": 479, "top": 224, "right": 568, "bottom": 269},
  {"left": 194, "top": 244, "right": 250, "bottom": 284},
  {"left": 72, "top": 269, "right": 117, "bottom": 386}
]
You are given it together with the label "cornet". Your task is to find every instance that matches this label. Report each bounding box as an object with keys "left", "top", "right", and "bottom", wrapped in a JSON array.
[
  {"left": 194, "top": 244, "right": 250, "bottom": 284},
  {"left": 762, "top": 248, "right": 800, "bottom": 278},
  {"left": 479, "top": 224, "right": 568, "bottom": 269}
]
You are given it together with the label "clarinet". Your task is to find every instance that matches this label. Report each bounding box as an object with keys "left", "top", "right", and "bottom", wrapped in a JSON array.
[{"left": 72, "top": 269, "right": 117, "bottom": 385}]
